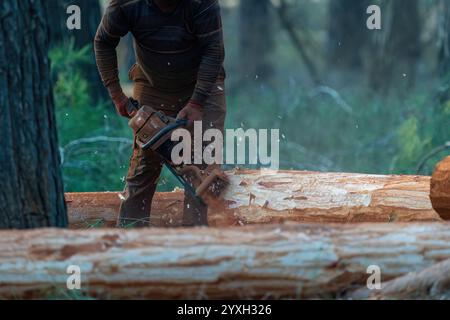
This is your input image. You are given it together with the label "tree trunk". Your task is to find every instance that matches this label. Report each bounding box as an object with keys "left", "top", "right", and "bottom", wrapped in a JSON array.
[
  {"left": 276, "top": 0, "right": 320, "bottom": 85},
  {"left": 327, "top": 0, "right": 370, "bottom": 71},
  {"left": 239, "top": 0, "right": 274, "bottom": 84},
  {"left": 0, "top": 223, "right": 449, "bottom": 299},
  {"left": 438, "top": 0, "right": 450, "bottom": 103},
  {"left": 368, "top": 0, "right": 421, "bottom": 95},
  {"left": 45, "top": 0, "right": 108, "bottom": 101},
  {"left": 66, "top": 171, "right": 440, "bottom": 229},
  {"left": 45, "top": 0, "right": 68, "bottom": 46},
  {"left": 438, "top": 0, "right": 450, "bottom": 78},
  {"left": 0, "top": 0, "right": 68, "bottom": 229}
]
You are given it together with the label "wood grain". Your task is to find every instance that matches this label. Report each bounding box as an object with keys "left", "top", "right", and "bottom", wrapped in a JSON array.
[
  {"left": 67, "top": 170, "right": 441, "bottom": 228},
  {"left": 1, "top": 223, "right": 449, "bottom": 299}
]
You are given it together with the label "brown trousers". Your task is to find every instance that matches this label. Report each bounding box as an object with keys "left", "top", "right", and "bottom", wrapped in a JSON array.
[{"left": 117, "top": 65, "right": 226, "bottom": 228}]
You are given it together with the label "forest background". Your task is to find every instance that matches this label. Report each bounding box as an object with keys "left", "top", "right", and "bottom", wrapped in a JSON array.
[{"left": 51, "top": 0, "right": 450, "bottom": 193}]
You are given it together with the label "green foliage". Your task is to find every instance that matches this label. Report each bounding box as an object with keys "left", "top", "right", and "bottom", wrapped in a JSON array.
[
  {"left": 225, "top": 76, "right": 450, "bottom": 176},
  {"left": 391, "top": 85, "right": 450, "bottom": 174},
  {"left": 394, "top": 117, "right": 429, "bottom": 172},
  {"left": 51, "top": 42, "right": 131, "bottom": 192},
  {"left": 50, "top": 40, "right": 92, "bottom": 118},
  {"left": 50, "top": 40, "right": 92, "bottom": 74}
]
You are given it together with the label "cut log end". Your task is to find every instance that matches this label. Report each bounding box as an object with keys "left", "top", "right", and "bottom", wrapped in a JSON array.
[{"left": 430, "top": 156, "right": 450, "bottom": 220}]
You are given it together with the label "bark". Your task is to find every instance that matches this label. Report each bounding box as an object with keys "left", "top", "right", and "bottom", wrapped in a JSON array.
[
  {"left": 45, "top": 0, "right": 68, "bottom": 46},
  {"left": 351, "top": 259, "right": 450, "bottom": 300},
  {"left": 0, "top": 0, "right": 67, "bottom": 228},
  {"left": 430, "top": 156, "right": 450, "bottom": 220},
  {"left": 67, "top": 171, "right": 440, "bottom": 229},
  {"left": 0, "top": 223, "right": 449, "bottom": 299}
]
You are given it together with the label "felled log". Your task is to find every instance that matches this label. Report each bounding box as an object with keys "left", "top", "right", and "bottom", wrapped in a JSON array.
[
  {"left": 350, "top": 259, "right": 450, "bottom": 300},
  {"left": 66, "top": 191, "right": 183, "bottom": 228},
  {"left": 430, "top": 156, "right": 450, "bottom": 220},
  {"left": 67, "top": 170, "right": 440, "bottom": 228},
  {"left": 1, "top": 223, "right": 449, "bottom": 299}
]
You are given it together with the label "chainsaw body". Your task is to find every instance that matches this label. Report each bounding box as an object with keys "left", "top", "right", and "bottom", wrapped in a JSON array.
[{"left": 128, "top": 104, "right": 228, "bottom": 206}]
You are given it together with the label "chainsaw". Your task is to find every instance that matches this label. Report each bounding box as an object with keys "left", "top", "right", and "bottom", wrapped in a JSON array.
[{"left": 126, "top": 98, "right": 229, "bottom": 206}]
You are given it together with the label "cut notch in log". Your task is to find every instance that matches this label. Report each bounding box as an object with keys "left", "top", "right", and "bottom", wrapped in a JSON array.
[
  {"left": 1, "top": 222, "right": 449, "bottom": 299},
  {"left": 67, "top": 170, "right": 441, "bottom": 228}
]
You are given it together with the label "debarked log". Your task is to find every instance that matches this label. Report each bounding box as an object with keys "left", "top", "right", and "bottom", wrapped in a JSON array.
[
  {"left": 0, "top": 223, "right": 449, "bottom": 299},
  {"left": 66, "top": 170, "right": 441, "bottom": 228}
]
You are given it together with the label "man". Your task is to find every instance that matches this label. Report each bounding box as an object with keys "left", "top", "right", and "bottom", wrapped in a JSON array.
[{"left": 94, "top": 0, "right": 226, "bottom": 227}]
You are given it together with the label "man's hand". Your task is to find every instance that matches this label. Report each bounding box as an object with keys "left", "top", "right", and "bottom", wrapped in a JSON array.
[
  {"left": 111, "top": 91, "right": 132, "bottom": 118},
  {"left": 177, "top": 101, "right": 203, "bottom": 125}
]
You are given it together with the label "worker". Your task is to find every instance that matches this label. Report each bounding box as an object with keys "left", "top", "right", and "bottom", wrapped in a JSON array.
[{"left": 94, "top": 0, "right": 226, "bottom": 227}]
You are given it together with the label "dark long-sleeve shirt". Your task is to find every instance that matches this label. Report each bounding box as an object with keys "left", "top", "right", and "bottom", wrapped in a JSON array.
[{"left": 94, "top": 0, "right": 225, "bottom": 105}]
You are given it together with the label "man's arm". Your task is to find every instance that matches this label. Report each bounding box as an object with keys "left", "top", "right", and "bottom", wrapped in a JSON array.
[
  {"left": 178, "top": 0, "right": 224, "bottom": 122},
  {"left": 190, "top": 0, "right": 225, "bottom": 106},
  {"left": 94, "top": 0, "right": 131, "bottom": 117}
]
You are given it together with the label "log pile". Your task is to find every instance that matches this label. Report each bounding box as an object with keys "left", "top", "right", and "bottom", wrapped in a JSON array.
[
  {"left": 2, "top": 169, "right": 449, "bottom": 299},
  {"left": 67, "top": 170, "right": 441, "bottom": 228},
  {"left": 1, "top": 223, "right": 449, "bottom": 300}
]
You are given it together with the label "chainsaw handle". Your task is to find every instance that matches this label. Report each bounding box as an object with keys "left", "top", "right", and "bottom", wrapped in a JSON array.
[{"left": 126, "top": 98, "right": 140, "bottom": 116}]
